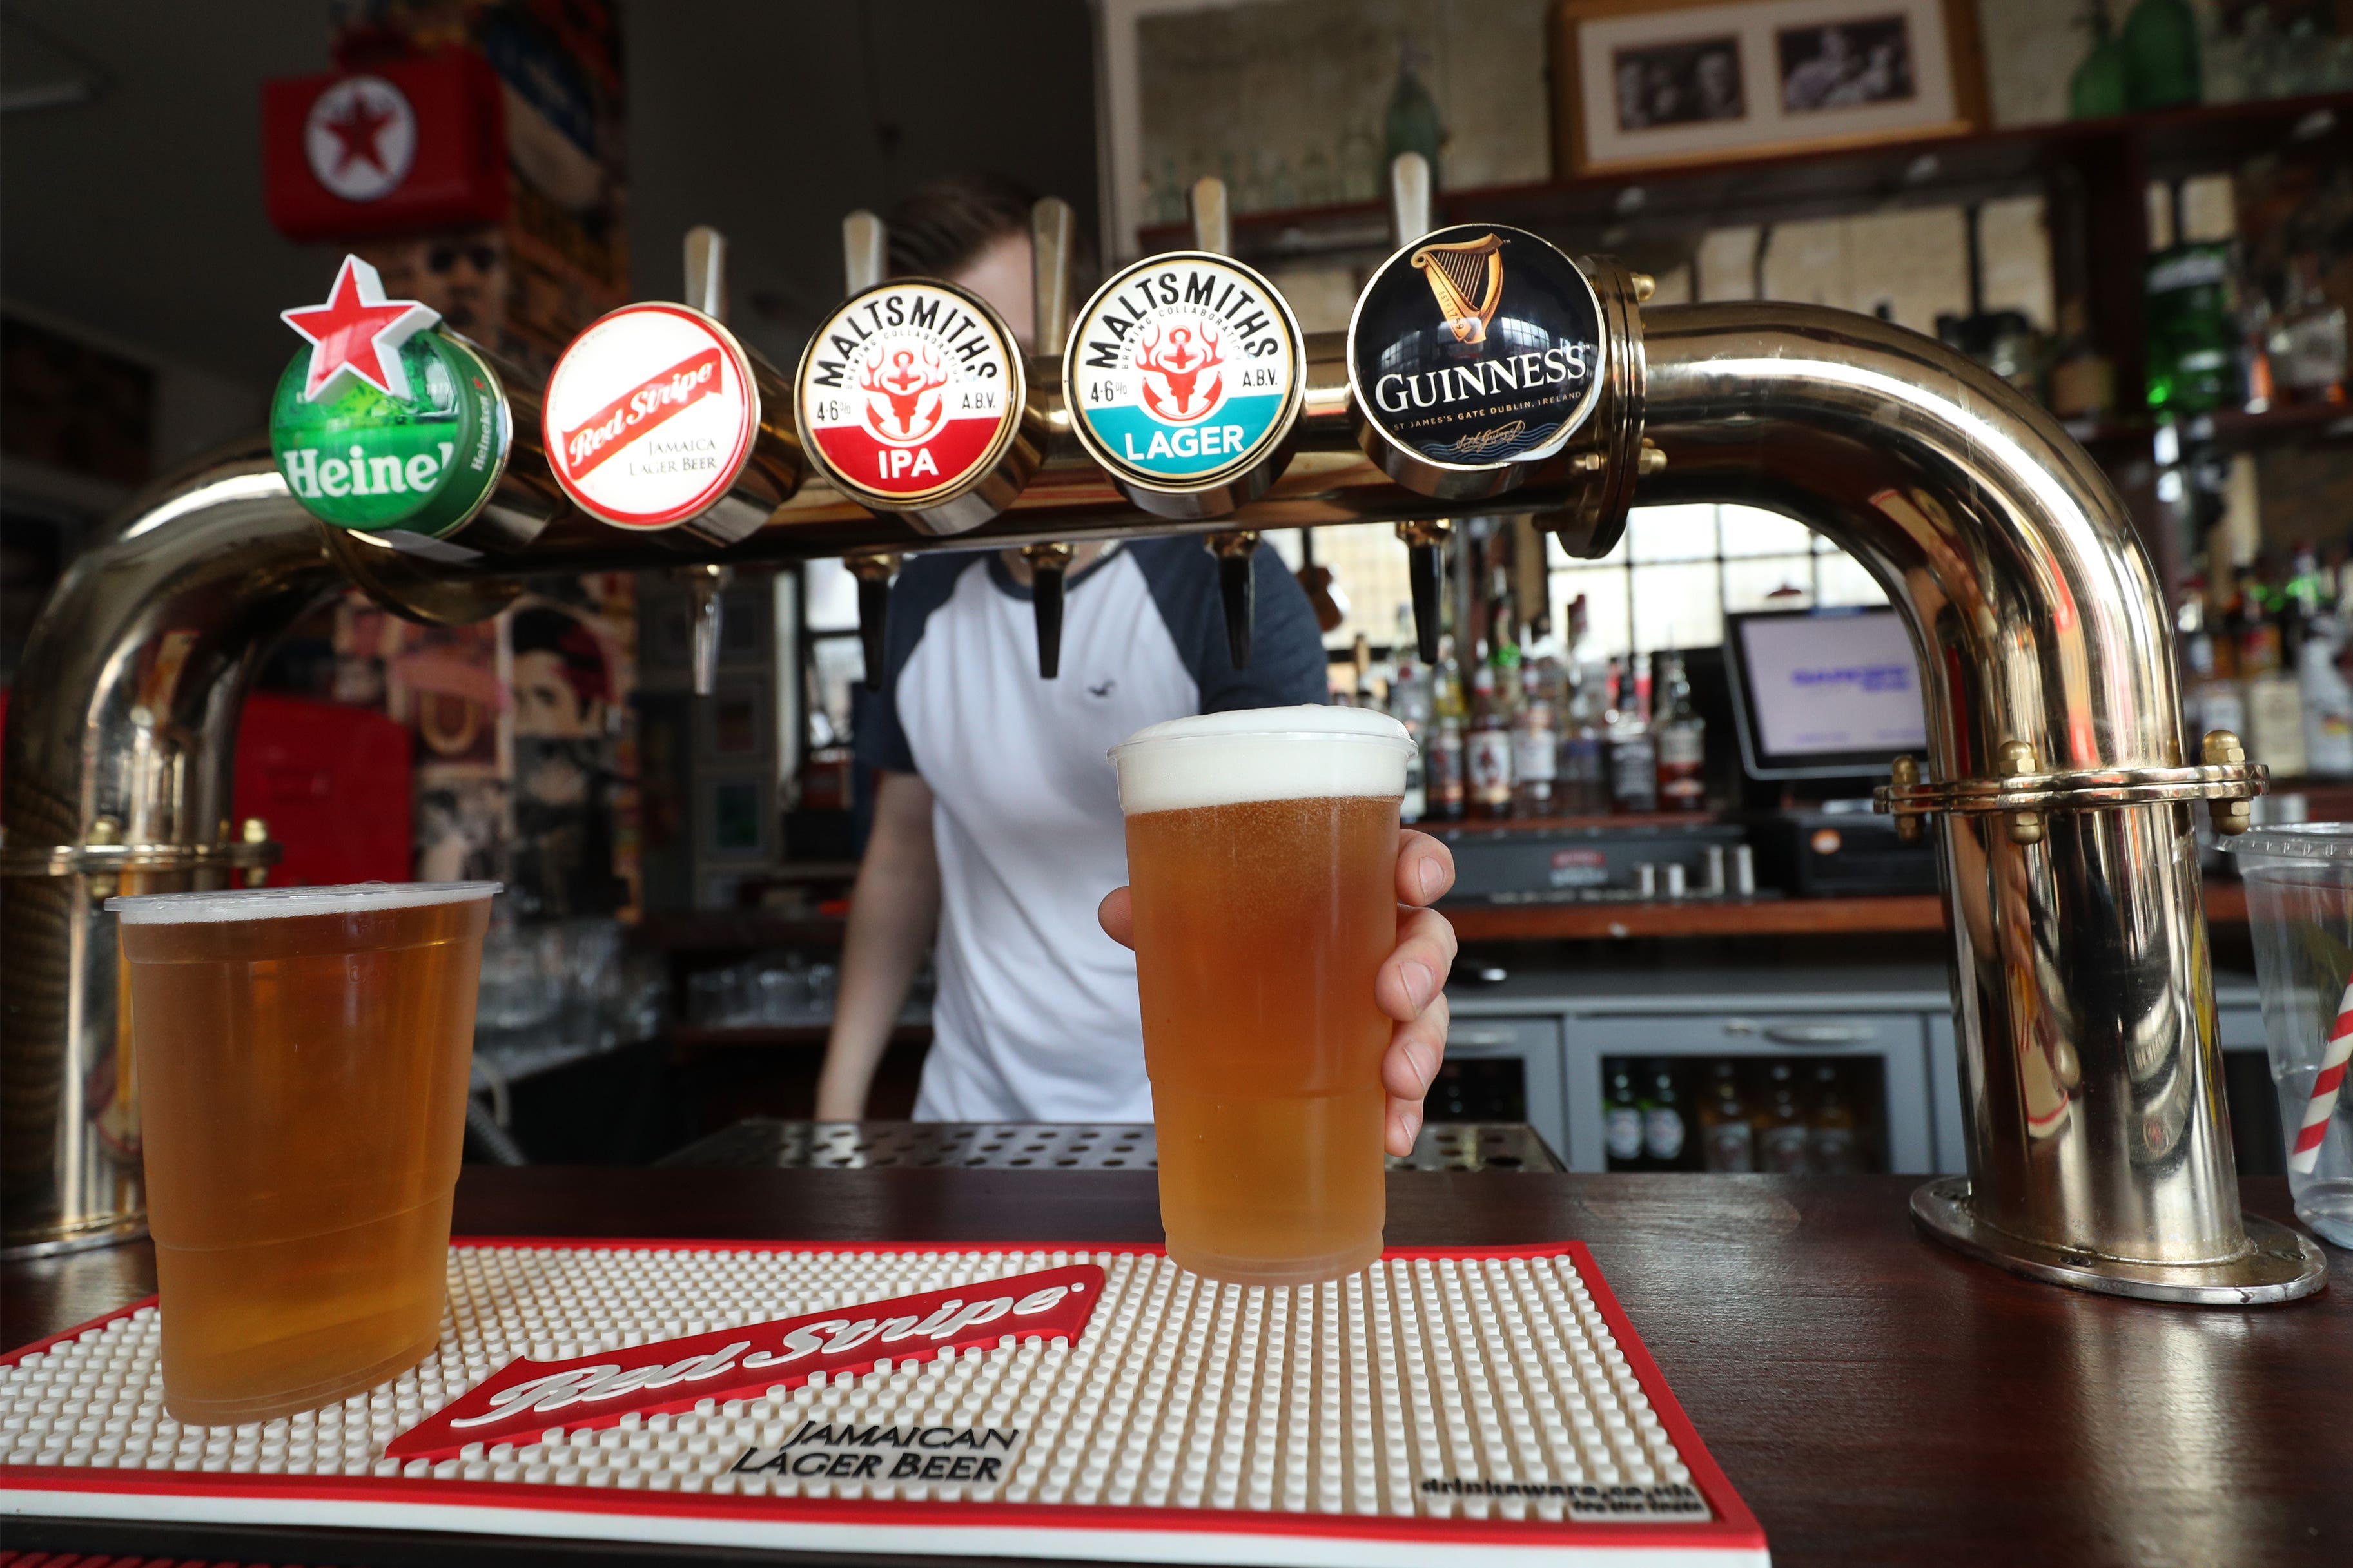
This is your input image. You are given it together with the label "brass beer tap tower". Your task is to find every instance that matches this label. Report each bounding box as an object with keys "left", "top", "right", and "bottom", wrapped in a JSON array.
[{"left": 1, "top": 160, "right": 2324, "bottom": 1304}]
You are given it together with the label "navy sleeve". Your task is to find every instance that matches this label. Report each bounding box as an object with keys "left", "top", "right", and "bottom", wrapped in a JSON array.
[
  {"left": 1129, "top": 536, "right": 1329, "bottom": 711},
  {"left": 851, "top": 552, "right": 978, "bottom": 775}
]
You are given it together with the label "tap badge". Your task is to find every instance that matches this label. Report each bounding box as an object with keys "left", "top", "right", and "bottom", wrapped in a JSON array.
[
  {"left": 1064, "top": 252, "right": 1302, "bottom": 492},
  {"left": 542, "top": 302, "right": 760, "bottom": 530},
  {"left": 797, "top": 279, "right": 1024, "bottom": 510},
  {"left": 268, "top": 255, "right": 510, "bottom": 539},
  {"left": 1349, "top": 223, "right": 1604, "bottom": 472}
]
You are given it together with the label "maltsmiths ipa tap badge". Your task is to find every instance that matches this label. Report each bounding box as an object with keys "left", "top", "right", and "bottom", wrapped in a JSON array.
[
  {"left": 269, "top": 255, "right": 509, "bottom": 538},
  {"left": 1064, "top": 253, "right": 1303, "bottom": 515},
  {"left": 795, "top": 279, "right": 1027, "bottom": 522},
  {"left": 1347, "top": 223, "right": 1605, "bottom": 492}
]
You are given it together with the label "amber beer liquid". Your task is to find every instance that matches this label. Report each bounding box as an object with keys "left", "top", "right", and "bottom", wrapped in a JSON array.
[
  {"left": 109, "top": 882, "right": 498, "bottom": 1425},
  {"left": 1111, "top": 708, "right": 1412, "bottom": 1285}
]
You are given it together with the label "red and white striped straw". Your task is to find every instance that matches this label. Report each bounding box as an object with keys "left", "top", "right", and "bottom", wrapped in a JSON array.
[{"left": 2291, "top": 980, "right": 2353, "bottom": 1175}]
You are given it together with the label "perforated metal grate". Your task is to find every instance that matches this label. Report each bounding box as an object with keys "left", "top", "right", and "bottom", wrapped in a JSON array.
[{"left": 658, "top": 1120, "right": 1564, "bottom": 1173}]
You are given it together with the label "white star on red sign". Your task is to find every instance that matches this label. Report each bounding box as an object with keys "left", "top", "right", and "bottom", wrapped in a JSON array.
[{"left": 279, "top": 255, "right": 440, "bottom": 402}]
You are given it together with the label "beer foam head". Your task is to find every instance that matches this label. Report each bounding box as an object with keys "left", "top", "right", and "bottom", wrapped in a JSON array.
[
  {"left": 1108, "top": 705, "right": 1412, "bottom": 814},
  {"left": 108, "top": 880, "right": 502, "bottom": 925}
]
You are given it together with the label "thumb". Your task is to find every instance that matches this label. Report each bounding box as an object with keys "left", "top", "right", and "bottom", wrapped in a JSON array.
[{"left": 1097, "top": 886, "right": 1135, "bottom": 949}]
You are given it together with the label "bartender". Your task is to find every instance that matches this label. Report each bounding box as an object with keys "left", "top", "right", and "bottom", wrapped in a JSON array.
[{"left": 815, "top": 173, "right": 1460, "bottom": 1154}]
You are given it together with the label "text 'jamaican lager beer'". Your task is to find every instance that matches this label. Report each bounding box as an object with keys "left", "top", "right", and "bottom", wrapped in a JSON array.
[
  {"left": 1109, "top": 707, "right": 1414, "bottom": 1286},
  {"left": 108, "top": 882, "right": 498, "bottom": 1426}
]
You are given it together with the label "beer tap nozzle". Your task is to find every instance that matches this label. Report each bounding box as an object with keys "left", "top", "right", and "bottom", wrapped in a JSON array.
[
  {"left": 847, "top": 548, "right": 899, "bottom": 692},
  {"left": 1206, "top": 530, "right": 1258, "bottom": 670},
  {"left": 684, "top": 224, "right": 727, "bottom": 319},
  {"left": 843, "top": 209, "right": 886, "bottom": 295},
  {"left": 1397, "top": 519, "right": 1450, "bottom": 665},
  {"left": 1189, "top": 176, "right": 1231, "bottom": 256},
  {"left": 1032, "top": 197, "right": 1075, "bottom": 356},
  {"left": 1023, "top": 541, "right": 1075, "bottom": 679},
  {"left": 1389, "top": 151, "right": 1434, "bottom": 246},
  {"left": 684, "top": 562, "right": 731, "bottom": 697}
]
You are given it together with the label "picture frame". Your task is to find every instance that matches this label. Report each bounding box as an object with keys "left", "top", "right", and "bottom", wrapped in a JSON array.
[
  {"left": 697, "top": 771, "right": 776, "bottom": 863},
  {"left": 694, "top": 677, "right": 774, "bottom": 764},
  {"left": 1550, "top": 0, "right": 1986, "bottom": 179}
]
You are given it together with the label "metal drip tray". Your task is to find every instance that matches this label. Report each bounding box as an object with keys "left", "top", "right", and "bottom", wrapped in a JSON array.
[{"left": 659, "top": 1119, "right": 1562, "bottom": 1172}]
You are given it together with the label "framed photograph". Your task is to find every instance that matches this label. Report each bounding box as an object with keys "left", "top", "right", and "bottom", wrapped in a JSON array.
[
  {"left": 694, "top": 677, "right": 773, "bottom": 762},
  {"left": 698, "top": 771, "right": 775, "bottom": 863},
  {"left": 1551, "top": 0, "right": 1986, "bottom": 178}
]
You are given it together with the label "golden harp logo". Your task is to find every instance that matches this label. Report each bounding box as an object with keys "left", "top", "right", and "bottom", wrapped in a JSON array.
[{"left": 1412, "top": 233, "right": 1505, "bottom": 345}]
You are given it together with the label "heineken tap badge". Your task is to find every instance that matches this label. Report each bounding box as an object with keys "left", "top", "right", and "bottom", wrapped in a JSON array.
[{"left": 270, "top": 255, "right": 511, "bottom": 538}]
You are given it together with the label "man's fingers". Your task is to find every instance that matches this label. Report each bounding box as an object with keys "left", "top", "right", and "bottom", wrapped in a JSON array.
[
  {"left": 1387, "top": 1099, "right": 1424, "bottom": 1157},
  {"left": 1396, "top": 830, "right": 1455, "bottom": 908},
  {"left": 1377, "top": 905, "right": 1459, "bottom": 1021},
  {"left": 1383, "top": 991, "right": 1449, "bottom": 1103},
  {"left": 1097, "top": 886, "right": 1134, "bottom": 949}
]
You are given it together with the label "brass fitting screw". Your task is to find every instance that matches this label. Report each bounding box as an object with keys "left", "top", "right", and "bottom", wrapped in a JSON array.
[
  {"left": 1637, "top": 440, "right": 1667, "bottom": 476},
  {"left": 240, "top": 817, "right": 270, "bottom": 888},
  {"left": 2203, "top": 729, "right": 2252, "bottom": 836},
  {"left": 1630, "top": 272, "right": 1657, "bottom": 303},
  {"left": 1889, "top": 754, "right": 1924, "bottom": 844},
  {"left": 84, "top": 816, "right": 121, "bottom": 902},
  {"left": 2000, "top": 740, "right": 2044, "bottom": 846}
]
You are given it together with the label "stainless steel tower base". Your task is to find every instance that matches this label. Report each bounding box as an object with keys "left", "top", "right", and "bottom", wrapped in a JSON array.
[{"left": 1912, "top": 1176, "right": 2329, "bottom": 1305}]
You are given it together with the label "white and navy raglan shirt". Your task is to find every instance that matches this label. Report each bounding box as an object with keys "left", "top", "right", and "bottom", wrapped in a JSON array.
[{"left": 854, "top": 538, "right": 1329, "bottom": 1123}]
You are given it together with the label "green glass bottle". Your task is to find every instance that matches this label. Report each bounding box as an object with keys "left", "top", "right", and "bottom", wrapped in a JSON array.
[
  {"left": 1383, "top": 44, "right": 1445, "bottom": 188},
  {"left": 2122, "top": 0, "right": 2203, "bottom": 110},
  {"left": 2070, "top": 0, "right": 2130, "bottom": 119},
  {"left": 2145, "top": 241, "right": 2241, "bottom": 415}
]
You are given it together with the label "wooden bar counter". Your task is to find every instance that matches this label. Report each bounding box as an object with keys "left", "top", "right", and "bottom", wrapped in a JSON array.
[{"left": 5, "top": 1167, "right": 2345, "bottom": 1566}]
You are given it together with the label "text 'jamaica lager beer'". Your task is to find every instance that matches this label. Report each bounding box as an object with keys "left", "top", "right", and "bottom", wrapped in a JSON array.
[
  {"left": 108, "top": 882, "right": 498, "bottom": 1425},
  {"left": 1109, "top": 708, "right": 1413, "bottom": 1285}
]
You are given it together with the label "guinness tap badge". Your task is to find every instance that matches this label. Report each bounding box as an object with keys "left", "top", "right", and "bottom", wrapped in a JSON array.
[
  {"left": 1064, "top": 251, "right": 1303, "bottom": 519},
  {"left": 796, "top": 278, "right": 1034, "bottom": 535},
  {"left": 1348, "top": 222, "right": 1605, "bottom": 499}
]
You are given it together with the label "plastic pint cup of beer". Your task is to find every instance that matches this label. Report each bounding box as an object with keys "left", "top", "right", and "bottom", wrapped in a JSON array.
[
  {"left": 107, "top": 881, "right": 499, "bottom": 1424},
  {"left": 1109, "top": 706, "right": 1414, "bottom": 1286}
]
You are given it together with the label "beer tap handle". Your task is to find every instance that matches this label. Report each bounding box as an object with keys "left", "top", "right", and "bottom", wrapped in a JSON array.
[
  {"left": 1031, "top": 197, "right": 1075, "bottom": 357},
  {"left": 1389, "top": 151, "right": 1434, "bottom": 246},
  {"left": 1024, "top": 541, "right": 1075, "bottom": 679},
  {"left": 1398, "top": 519, "right": 1449, "bottom": 665},
  {"left": 1189, "top": 177, "right": 1231, "bottom": 256},
  {"left": 847, "top": 549, "right": 899, "bottom": 692},
  {"left": 843, "top": 209, "right": 886, "bottom": 294},
  {"left": 684, "top": 225, "right": 727, "bottom": 320},
  {"left": 1206, "top": 530, "right": 1258, "bottom": 670},
  {"left": 684, "top": 563, "right": 732, "bottom": 697}
]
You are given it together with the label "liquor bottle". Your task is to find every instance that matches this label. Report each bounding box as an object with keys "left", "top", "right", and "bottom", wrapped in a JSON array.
[
  {"left": 2181, "top": 590, "right": 2248, "bottom": 744},
  {"left": 1607, "top": 656, "right": 1659, "bottom": 813},
  {"left": 1391, "top": 653, "right": 1433, "bottom": 822},
  {"left": 1755, "top": 1062, "right": 1811, "bottom": 1174},
  {"left": 2270, "top": 255, "right": 2349, "bottom": 405},
  {"left": 2301, "top": 585, "right": 2353, "bottom": 779},
  {"left": 1642, "top": 1061, "right": 1690, "bottom": 1170},
  {"left": 1430, "top": 638, "right": 1468, "bottom": 822},
  {"left": 1467, "top": 664, "right": 1516, "bottom": 821},
  {"left": 2145, "top": 241, "right": 2241, "bottom": 415},
  {"left": 1653, "top": 646, "right": 1707, "bottom": 812},
  {"left": 1807, "top": 1064, "right": 1861, "bottom": 1174},
  {"left": 2069, "top": 0, "right": 2130, "bottom": 119},
  {"left": 2240, "top": 571, "right": 2310, "bottom": 777},
  {"left": 1559, "top": 660, "right": 1610, "bottom": 814},
  {"left": 1605, "top": 1063, "right": 1646, "bottom": 1171},
  {"left": 2121, "top": 0, "right": 2202, "bottom": 110},
  {"left": 1512, "top": 661, "right": 1558, "bottom": 818},
  {"left": 1697, "top": 1062, "right": 1756, "bottom": 1173}
]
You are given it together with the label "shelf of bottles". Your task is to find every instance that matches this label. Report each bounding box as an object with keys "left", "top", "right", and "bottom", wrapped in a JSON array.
[{"left": 1603, "top": 1056, "right": 1886, "bottom": 1177}]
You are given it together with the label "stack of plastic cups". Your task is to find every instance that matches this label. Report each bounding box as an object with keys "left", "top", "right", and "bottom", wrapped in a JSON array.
[{"left": 2220, "top": 825, "right": 2353, "bottom": 1248}]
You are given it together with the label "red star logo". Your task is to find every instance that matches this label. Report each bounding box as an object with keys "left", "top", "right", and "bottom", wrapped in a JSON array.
[
  {"left": 322, "top": 88, "right": 397, "bottom": 174},
  {"left": 280, "top": 255, "right": 440, "bottom": 402}
]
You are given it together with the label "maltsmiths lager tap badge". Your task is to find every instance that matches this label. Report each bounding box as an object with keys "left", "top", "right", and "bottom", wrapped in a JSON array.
[
  {"left": 1347, "top": 223, "right": 1605, "bottom": 495},
  {"left": 1064, "top": 252, "right": 1303, "bottom": 517},
  {"left": 269, "top": 255, "right": 509, "bottom": 538},
  {"left": 542, "top": 302, "right": 762, "bottom": 530},
  {"left": 795, "top": 279, "right": 1028, "bottom": 528}
]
